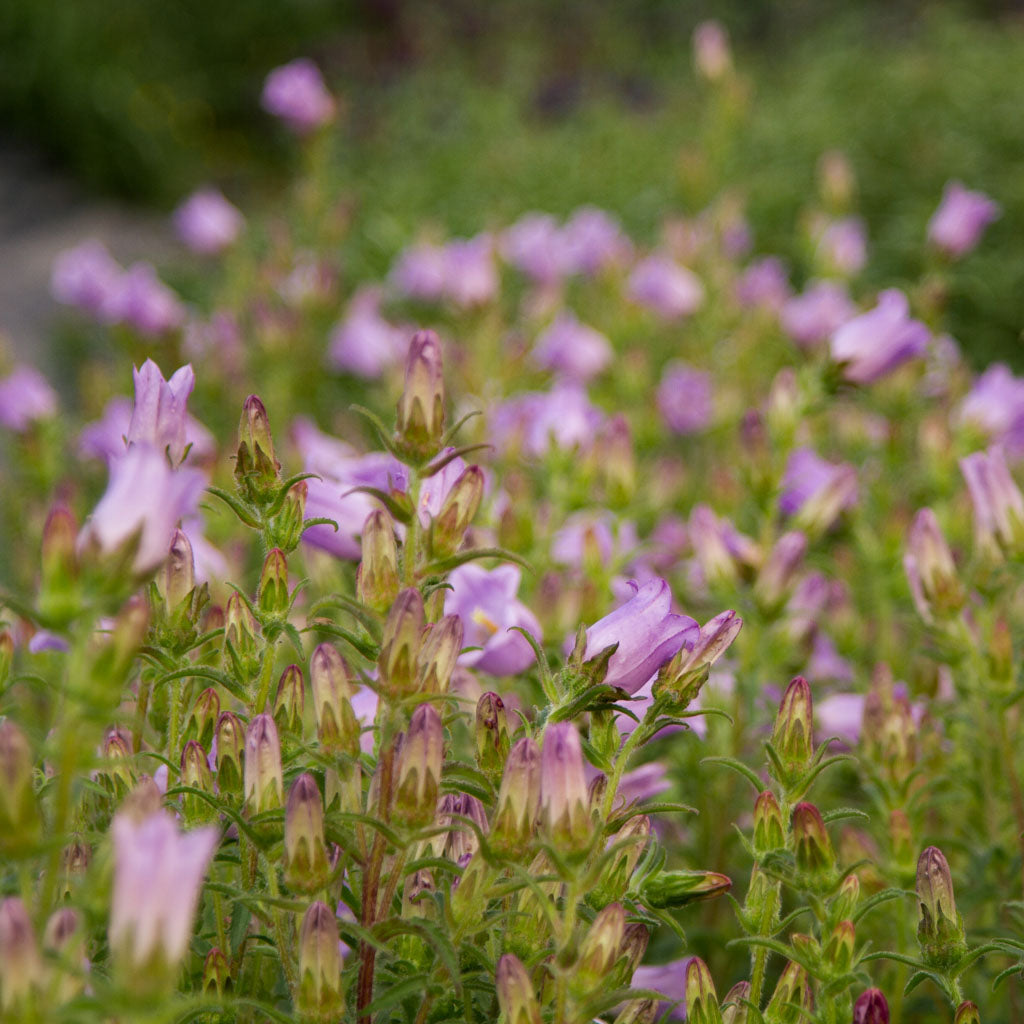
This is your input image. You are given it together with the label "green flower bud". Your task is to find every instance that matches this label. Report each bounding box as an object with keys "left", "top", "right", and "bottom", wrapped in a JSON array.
[
  {"left": 491, "top": 736, "right": 541, "bottom": 858},
  {"left": 640, "top": 869, "right": 732, "bottom": 909},
  {"left": 393, "top": 704, "right": 443, "bottom": 829},
  {"left": 39, "top": 504, "right": 79, "bottom": 624},
  {"left": 235, "top": 394, "right": 280, "bottom": 502},
  {"left": 595, "top": 814, "right": 651, "bottom": 905},
  {"left": 916, "top": 846, "right": 966, "bottom": 968},
  {"left": 475, "top": 692, "right": 510, "bottom": 784},
  {"left": 721, "top": 981, "right": 751, "bottom": 1024},
  {"left": 889, "top": 808, "right": 914, "bottom": 873},
  {"left": 180, "top": 740, "right": 214, "bottom": 822},
  {"left": 496, "top": 953, "right": 541, "bottom": 1024},
  {"left": 764, "top": 960, "right": 811, "bottom": 1024},
  {"left": 770, "top": 677, "right": 813, "bottom": 779},
  {"left": 272, "top": 479, "right": 307, "bottom": 553},
  {"left": 297, "top": 901, "right": 344, "bottom": 1023},
  {"left": 822, "top": 920, "right": 855, "bottom": 974},
  {"left": 244, "top": 714, "right": 283, "bottom": 815},
  {"left": 596, "top": 414, "right": 636, "bottom": 506},
  {"left": 309, "top": 643, "right": 360, "bottom": 757},
  {"left": 431, "top": 465, "right": 484, "bottom": 556},
  {"left": 613, "top": 1001, "right": 658, "bottom": 1024},
  {"left": 792, "top": 802, "right": 836, "bottom": 886},
  {"left": 378, "top": 588, "right": 425, "bottom": 698},
  {"left": 685, "top": 957, "right": 723, "bottom": 1024},
  {"left": 573, "top": 902, "right": 626, "bottom": 996},
  {"left": 450, "top": 850, "right": 492, "bottom": 927},
  {"left": 258, "top": 548, "right": 290, "bottom": 618},
  {"left": 356, "top": 510, "right": 401, "bottom": 613},
  {"left": 185, "top": 688, "right": 220, "bottom": 752},
  {"left": 274, "top": 664, "right": 306, "bottom": 736},
  {"left": 416, "top": 615, "right": 464, "bottom": 695},
  {"left": 853, "top": 989, "right": 889, "bottom": 1024},
  {"left": 0, "top": 897, "right": 41, "bottom": 1013},
  {"left": 396, "top": 330, "right": 445, "bottom": 460},
  {"left": 224, "top": 591, "right": 260, "bottom": 681},
  {"left": 753, "top": 790, "right": 785, "bottom": 855},
  {"left": 285, "top": 773, "right": 329, "bottom": 893},
  {"left": 203, "top": 947, "right": 230, "bottom": 997},
  {"left": 540, "top": 722, "right": 592, "bottom": 854},
  {"left": 619, "top": 922, "right": 649, "bottom": 979},
  {"left": 829, "top": 873, "right": 860, "bottom": 927},
  {"left": 0, "top": 719, "right": 39, "bottom": 857},
  {"left": 215, "top": 711, "right": 245, "bottom": 795},
  {"left": 100, "top": 727, "right": 135, "bottom": 799},
  {"left": 158, "top": 528, "right": 196, "bottom": 613},
  {"left": 954, "top": 1002, "right": 980, "bottom": 1024}
]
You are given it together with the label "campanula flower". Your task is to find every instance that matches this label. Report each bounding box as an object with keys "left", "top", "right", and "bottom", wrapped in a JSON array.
[
  {"left": 927, "top": 181, "right": 1000, "bottom": 258},
  {"left": 780, "top": 280, "right": 856, "bottom": 348},
  {"left": 829, "top": 289, "right": 928, "bottom": 384},
  {"left": 490, "top": 384, "right": 604, "bottom": 456},
  {"left": 628, "top": 255, "right": 705, "bottom": 319},
  {"left": 957, "top": 363, "right": 1024, "bottom": 458},
  {"left": 657, "top": 362, "right": 713, "bottom": 435},
  {"left": 780, "top": 448, "right": 858, "bottom": 531},
  {"left": 107, "top": 262, "right": 186, "bottom": 337},
  {"left": 50, "top": 239, "right": 122, "bottom": 319},
  {"left": 735, "top": 257, "right": 791, "bottom": 311},
  {"left": 960, "top": 446, "right": 1024, "bottom": 559},
  {"left": 172, "top": 188, "right": 244, "bottom": 255},
  {"left": 531, "top": 310, "right": 612, "bottom": 381},
  {"left": 815, "top": 217, "right": 867, "bottom": 276},
  {"left": 560, "top": 207, "right": 632, "bottom": 275},
  {"left": 0, "top": 366, "right": 57, "bottom": 432},
  {"left": 327, "top": 287, "right": 408, "bottom": 378},
  {"left": 80, "top": 396, "right": 215, "bottom": 466},
  {"left": 127, "top": 360, "right": 196, "bottom": 463},
  {"left": 261, "top": 58, "right": 335, "bottom": 133}
]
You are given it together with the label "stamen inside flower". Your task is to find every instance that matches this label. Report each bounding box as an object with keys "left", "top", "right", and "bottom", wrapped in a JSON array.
[{"left": 471, "top": 608, "right": 500, "bottom": 636}]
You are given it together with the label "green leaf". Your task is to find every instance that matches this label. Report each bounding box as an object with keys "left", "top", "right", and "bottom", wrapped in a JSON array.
[
  {"left": 229, "top": 903, "right": 251, "bottom": 956},
  {"left": 363, "top": 973, "right": 437, "bottom": 1015},
  {"left": 156, "top": 664, "right": 248, "bottom": 702},
  {"left": 420, "top": 442, "right": 492, "bottom": 477},
  {"left": 821, "top": 807, "right": 869, "bottom": 825},
  {"left": 206, "top": 486, "right": 260, "bottom": 528},
  {"left": 423, "top": 547, "right": 533, "bottom": 575},
  {"left": 700, "top": 755, "right": 763, "bottom": 793},
  {"left": 302, "top": 622, "right": 378, "bottom": 660},
  {"left": 440, "top": 409, "right": 482, "bottom": 447}
]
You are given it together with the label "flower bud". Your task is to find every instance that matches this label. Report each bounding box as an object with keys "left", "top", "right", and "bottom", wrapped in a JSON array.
[
  {"left": 619, "top": 922, "right": 649, "bottom": 978},
  {"left": 431, "top": 465, "right": 484, "bottom": 556},
  {"left": 100, "top": 727, "right": 135, "bottom": 799},
  {"left": 224, "top": 591, "right": 260, "bottom": 679},
  {"left": 203, "top": 947, "right": 230, "bottom": 996},
  {"left": 822, "top": 920, "right": 855, "bottom": 974},
  {"left": 393, "top": 704, "right": 443, "bottom": 829},
  {"left": 496, "top": 953, "right": 541, "bottom": 1024},
  {"left": 235, "top": 394, "right": 280, "bottom": 501},
  {"left": 721, "top": 981, "right": 751, "bottom": 1024},
  {"left": 0, "top": 719, "right": 39, "bottom": 857},
  {"left": 0, "top": 897, "right": 41, "bottom": 1012},
  {"left": 595, "top": 814, "right": 651, "bottom": 905},
  {"left": 764, "top": 960, "right": 812, "bottom": 1022},
  {"left": 285, "top": 773, "right": 329, "bottom": 892},
  {"left": 792, "top": 802, "right": 836, "bottom": 886},
  {"left": 770, "top": 677, "right": 814, "bottom": 779},
  {"left": 186, "top": 688, "right": 220, "bottom": 751},
  {"left": 961, "top": 446, "right": 1024, "bottom": 561},
  {"left": 297, "top": 900, "right": 344, "bottom": 1022},
  {"left": 475, "top": 692, "right": 510, "bottom": 784},
  {"left": 274, "top": 664, "right": 306, "bottom": 735},
  {"left": 598, "top": 414, "right": 636, "bottom": 506},
  {"left": 39, "top": 504, "right": 79, "bottom": 623},
  {"left": 954, "top": 1002, "right": 980, "bottom": 1024},
  {"left": 259, "top": 548, "right": 290, "bottom": 618},
  {"left": 43, "top": 907, "right": 84, "bottom": 1003},
  {"left": 215, "top": 711, "right": 245, "bottom": 794},
  {"left": 416, "top": 615, "right": 464, "bottom": 695},
  {"left": 614, "top": 1001, "right": 658, "bottom": 1024},
  {"left": 904, "top": 508, "right": 964, "bottom": 623},
  {"left": 273, "top": 479, "right": 308, "bottom": 552},
  {"left": 685, "top": 957, "right": 723, "bottom": 1024},
  {"left": 540, "top": 722, "right": 592, "bottom": 854},
  {"left": 441, "top": 792, "right": 489, "bottom": 864},
  {"left": 180, "top": 740, "right": 214, "bottom": 822},
  {"left": 378, "top": 588, "right": 425, "bottom": 698},
  {"left": 396, "top": 330, "right": 445, "bottom": 458},
  {"left": 853, "top": 988, "right": 890, "bottom": 1024},
  {"left": 573, "top": 902, "right": 626, "bottom": 996},
  {"left": 356, "top": 509, "right": 400, "bottom": 613},
  {"left": 754, "top": 532, "right": 807, "bottom": 613},
  {"left": 244, "top": 714, "right": 284, "bottom": 815},
  {"left": 640, "top": 870, "right": 732, "bottom": 909},
  {"left": 753, "top": 790, "right": 785, "bottom": 855},
  {"left": 309, "top": 643, "right": 360, "bottom": 757},
  {"left": 159, "top": 528, "right": 196, "bottom": 612},
  {"left": 829, "top": 873, "right": 860, "bottom": 926},
  {"left": 916, "top": 846, "right": 966, "bottom": 967},
  {"left": 491, "top": 736, "right": 541, "bottom": 858}
]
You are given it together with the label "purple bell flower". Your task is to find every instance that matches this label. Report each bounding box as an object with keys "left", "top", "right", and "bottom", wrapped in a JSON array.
[
  {"left": 261, "top": 58, "right": 335, "bottom": 134},
  {"left": 957, "top": 364, "right": 1024, "bottom": 458},
  {"left": 127, "top": 360, "right": 196, "bottom": 464},
  {"left": 50, "top": 239, "right": 122, "bottom": 320},
  {"left": 657, "top": 362, "right": 713, "bottom": 435},
  {"left": 172, "top": 188, "right": 244, "bottom": 255},
  {"left": 780, "top": 280, "right": 856, "bottom": 348},
  {"left": 107, "top": 262, "right": 185, "bottom": 337},
  {"left": 928, "top": 181, "right": 1000, "bottom": 258},
  {"left": 735, "top": 256, "right": 790, "bottom": 311},
  {"left": 780, "top": 448, "right": 858, "bottom": 531},
  {"left": 0, "top": 366, "right": 57, "bottom": 432},
  {"left": 532, "top": 311, "right": 612, "bottom": 381},
  {"left": 328, "top": 287, "right": 408, "bottom": 378},
  {"left": 628, "top": 255, "right": 705, "bottom": 320},
  {"left": 829, "top": 289, "right": 928, "bottom": 384}
]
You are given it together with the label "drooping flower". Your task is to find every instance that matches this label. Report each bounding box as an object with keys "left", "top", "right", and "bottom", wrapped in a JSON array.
[
  {"left": 583, "top": 578, "right": 698, "bottom": 695},
  {"left": 261, "top": 58, "right": 335, "bottom": 134},
  {"left": 109, "top": 809, "right": 217, "bottom": 970},
  {"left": 327, "top": 287, "right": 408, "bottom": 378},
  {"left": 172, "top": 188, "right": 244, "bottom": 254},
  {"left": 927, "top": 181, "right": 1000, "bottom": 259},
  {"left": 829, "top": 289, "right": 929, "bottom": 384},
  {"left": 628, "top": 256, "right": 705, "bottom": 319},
  {"left": 0, "top": 366, "right": 57, "bottom": 432},
  {"left": 531, "top": 311, "right": 612, "bottom": 381},
  {"left": 657, "top": 362, "right": 713, "bottom": 435},
  {"left": 444, "top": 564, "right": 542, "bottom": 676},
  {"left": 780, "top": 280, "right": 856, "bottom": 348}
]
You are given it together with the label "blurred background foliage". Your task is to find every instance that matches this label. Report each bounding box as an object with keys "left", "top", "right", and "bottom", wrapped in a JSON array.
[{"left": 1, "top": 0, "right": 1022, "bottom": 364}]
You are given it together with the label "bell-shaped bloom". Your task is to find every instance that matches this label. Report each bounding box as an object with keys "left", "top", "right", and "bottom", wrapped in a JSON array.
[
  {"left": 328, "top": 287, "right": 408, "bottom": 378},
  {"left": 735, "top": 257, "right": 791, "bottom": 311},
  {"left": 172, "top": 188, "right": 244, "bottom": 255},
  {"left": 960, "top": 446, "right": 1024, "bottom": 558},
  {"left": 583, "top": 578, "right": 698, "bottom": 695},
  {"left": 500, "top": 212, "right": 567, "bottom": 283},
  {"left": 444, "top": 564, "right": 542, "bottom": 676},
  {"left": 904, "top": 508, "right": 963, "bottom": 624},
  {"left": 780, "top": 280, "right": 856, "bottom": 348},
  {"left": 0, "top": 366, "right": 57, "bottom": 432},
  {"left": 815, "top": 217, "right": 867, "bottom": 276},
  {"left": 551, "top": 511, "right": 637, "bottom": 568},
  {"left": 927, "top": 181, "right": 1000, "bottom": 258},
  {"left": 80, "top": 396, "right": 214, "bottom": 466},
  {"left": 829, "top": 289, "right": 929, "bottom": 384},
  {"left": 490, "top": 384, "right": 604, "bottom": 457},
  {"left": 628, "top": 256, "right": 705, "bottom": 319},
  {"left": 780, "top": 448, "right": 858, "bottom": 531},
  {"left": 107, "top": 262, "right": 185, "bottom": 337},
  {"left": 957, "top": 363, "right": 1024, "bottom": 458},
  {"left": 109, "top": 809, "right": 217, "bottom": 969},
  {"left": 560, "top": 207, "right": 631, "bottom": 275},
  {"left": 50, "top": 239, "right": 122, "bottom": 319},
  {"left": 657, "top": 362, "right": 713, "bottom": 435},
  {"left": 261, "top": 58, "right": 335, "bottom": 133},
  {"left": 81, "top": 443, "right": 205, "bottom": 574},
  {"left": 127, "top": 360, "right": 196, "bottom": 463},
  {"left": 532, "top": 311, "right": 612, "bottom": 381}
]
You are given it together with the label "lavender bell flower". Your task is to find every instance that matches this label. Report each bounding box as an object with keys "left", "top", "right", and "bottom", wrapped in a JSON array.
[
  {"left": 815, "top": 693, "right": 865, "bottom": 743},
  {"left": 442, "top": 234, "right": 499, "bottom": 307},
  {"left": 172, "top": 188, "right": 244, "bottom": 255},
  {"left": 780, "top": 280, "right": 856, "bottom": 348},
  {"left": 960, "top": 446, "right": 1024, "bottom": 558},
  {"left": 551, "top": 511, "right": 637, "bottom": 568},
  {"left": 80, "top": 396, "right": 215, "bottom": 466},
  {"left": 390, "top": 242, "right": 448, "bottom": 301},
  {"left": 780, "top": 448, "right": 858, "bottom": 533},
  {"left": 81, "top": 443, "right": 206, "bottom": 575},
  {"left": 806, "top": 632, "right": 854, "bottom": 685},
  {"left": 628, "top": 255, "right": 705, "bottom": 319},
  {"left": 327, "top": 287, "right": 408, "bottom": 378},
  {"left": 107, "top": 262, "right": 186, "bottom": 337},
  {"left": 957, "top": 364, "right": 1024, "bottom": 458},
  {"left": 531, "top": 311, "right": 612, "bottom": 381},
  {"left": 829, "top": 289, "right": 929, "bottom": 384},
  {"left": 261, "top": 58, "right": 336, "bottom": 134},
  {"left": 927, "top": 181, "right": 1000, "bottom": 259},
  {"left": 50, "top": 239, "right": 122, "bottom": 320},
  {"left": 735, "top": 257, "right": 791, "bottom": 312},
  {"left": 127, "top": 360, "right": 196, "bottom": 463},
  {"left": 560, "top": 207, "right": 631, "bottom": 275},
  {"left": 500, "top": 212, "right": 568, "bottom": 284},
  {"left": 444, "top": 564, "right": 542, "bottom": 676},
  {"left": 583, "top": 578, "right": 698, "bottom": 694},
  {"left": 109, "top": 808, "right": 218, "bottom": 971},
  {"left": 657, "top": 362, "right": 713, "bottom": 435},
  {"left": 0, "top": 366, "right": 57, "bottom": 432},
  {"left": 490, "top": 384, "right": 604, "bottom": 457},
  {"left": 815, "top": 217, "right": 867, "bottom": 276}
]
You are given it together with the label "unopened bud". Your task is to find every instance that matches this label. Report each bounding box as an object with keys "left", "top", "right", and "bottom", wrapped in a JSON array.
[
  {"left": 432, "top": 466, "right": 484, "bottom": 556},
  {"left": 297, "top": 901, "right": 344, "bottom": 1022},
  {"left": 244, "top": 714, "right": 283, "bottom": 815},
  {"left": 792, "top": 802, "right": 836, "bottom": 886},
  {"left": 0, "top": 719, "right": 39, "bottom": 857},
  {"left": 40, "top": 504, "right": 79, "bottom": 623},
  {"left": 599, "top": 414, "right": 636, "bottom": 506},
  {"left": 475, "top": 692, "right": 510, "bottom": 783},
  {"left": 203, "top": 947, "right": 230, "bottom": 996},
  {"left": 766, "top": 368, "right": 800, "bottom": 444},
  {"left": 990, "top": 617, "right": 1013, "bottom": 685},
  {"left": 186, "top": 688, "right": 220, "bottom": 751},
  {"left": 180, "top": 740, "right": 214, "bottom": 821},
  {"left": 259, "top": 548, "right": 290, "bottom": 617},
  {"left": 396, "top": 330, "right": 445, "bottom": 459},
  {"left": 393, "top": 704, "right": 443, "bottom": 829},
  {"left": 491, "top": 736, "right": 541, "bottom": 858},
  {"left": 754, "top": 531, "right": 807, "bottom": 612},
  {"left": 0, "top": 897, "right": 41, "bottom": 1011},
  {"left": 236, "top": 395, "right": 280, "bottom": 501},
  {"left": 285, "top": 774, "right": 329, "bottom": 892},
  {"left": 0, "top": 632, "right": 12, "bottom": 687},
  {"left": 309, "top": 643, "right": 360, "bottom": 756},
  {"left": 771, "top": 677, "right": 814, "bottom": 779},
  {"left": 889, "top": 808, "right": 914, "bottom": 872},
  {"left": 378, "top": 588, "right": 425, "bottom": 698},
  {"left": 853, "top": 988, "right": 890, "bottom": 1024},
  {"left": 954, "top": 1002, "right": 980, "bottom": 1024},
  {"left": 640, "top": 869, "right": 732, "bottom": 909},
  {"left": 159, "top": 529, "right": 196, "bottom": 611},
  {"left": 496, "top": 953, "right": 541, "bottom": 1024},
  {"left": 43, "top": 907, "right": 83, "bottom": 1002},
  {"left": 416, "top": 615, "right": 464, "bottom": 695},
  {"left": 830, "top": 873, "right": 860, "bottom": 926},
  {"left": 215, "top": 711, "right": 245, "bottom": 794},
  {"left": 442, "top": 792, "right": 489, "bottom": 864},
  {"left": 685, "top": 957, "right": 723, "bottom": 1024},
  {"left": 721, "top": 981, "right": 751, "bottom": 1024},
  {"left": 764, "top": 960, "right": 811, "bottom": 1021},
  {"left": 823, "top": 920, "right": 855, "bottom": 974},
  {"left": 620, "top": 922, "right": 649, "bottom": 978},
  {"left": 273, "top": 479, "right": 307, "bottom": 552},
  {"left": 356, "top": 510, "right": 400, "bottom": 612},
  {"left": 753, "top": 790, "right": 785, "bottom": 855},
  {"left": 904, "top": 508, "right": 963, "bottom": 623},
  {"left": 596, "top": 815, "right": 651, "bottom": 904},
  {"left": 274, "top": 664, "right": 306, "bottom": 735},
  {"left": 224, "top": 591, "right": 260, "bottom": 679},
  {"left": 614, "top": 1001, "right": 658, "bottom": 1024},
  {"left": 540, "top": 722, "right": 592, "bottom": 854},
  {"left": 916, "top": 846, "right": 966, "bottom": 967},
  {"left": 575, "top": 903, "right": 626, "bottom": 995},
  {"left": 819, "top": 150, "right": 856, "bottom": 211}
]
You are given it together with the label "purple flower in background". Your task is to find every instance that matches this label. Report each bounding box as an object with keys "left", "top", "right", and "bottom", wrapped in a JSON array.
[
  {"left": 829, "top": 289, "right": 929, "bottom": 384},
  {"left": 628, "top": 256, "right": 705, "bottom": 319},
  {"left": 532, "top": 311, "right": 612, "bottom": 381},
  {"left": 390, "top": 243, "right": 447, "bottom": 301},
  {"left": 81, "top": 443, "right": 205, "bottom": 574},
  {"left": 657, "top": 362, "right": 713, "bottom": 435},
  {"left": 631, "top": 959, "right": 692, "bottom": 1019},
  {"left": 127, "top": 360, "right": 196, "bottom": 463},
  {"left": 958, "top": 364, "right": 1024, "bottom": 458},
  {"left": 443, "top": 234, "right": 499, "bottom": 307},
  {"left": 28, "top": 630, "right": 70, "bottom": 654},
  {"left": 807, "top": 632, "right": 854, "bottom": 684},
  {"left": 0, "top": 366, "right": 57, "bottom": 431},
  {"left": 780, "top": 280, "right": 856, "bottom": 348},
  {"left": 815, "top": 217, "right": 867, "bottom": 276},
  {"left": 551, "top": 511, "right": 637, "bottom": 567},
  {"left": 960, "top": 446, "right": 1024, "bottom": 556},
  {"left": 50, "top": 239, "right": 122, "bottom": 320},
  {"left": 583, "top": 578, "right": 698, "bottom": 694},
  {"left": 616, "top": 762, "right": 670, "bottom": 804},
  {"left": 445, "top": 564, "right": 542, "bottom": 676},
  {"left": 180, "top": 516, "right": 228, "bottom": 585},
  {"left": 108, "top": 262, "right": 186, "bottom": 337},
  {"left": 490, "top": 384, "right": 604, "bottom": 456},
  {"left": 110, "top": 809, "right": 217, "bottom": 968},
  {"left": 560, "top": 207, "right": 632, "bottom": 275},
  {"left": 417, "top": 448, "right": 468, "bottom": 525},
  {"left": 780, "top": 448, "right": 858, "bottom": 534},
  {"left": 173, "top": 188, "right": 244, "bottom": 255},
  {"left": 928, "top": 181, "right": 1000, "bottom": 258},
  {"left": 693, "top": 19, "right": 732, "bottom": 81},
  {"left": 815, "top": 692, "right": 864, "bottom": 743},
  {"left": 328, "top": 287, "right": 407, "bottom": 378},
  {"left": 735, "top": 257, "right": 790, "bottom": 311},
  {"left": 261, "top": 58, "right": 335, "bottom": 134},
  {"left": 500, "top": 213, "right": 567, "bottom": 283}
]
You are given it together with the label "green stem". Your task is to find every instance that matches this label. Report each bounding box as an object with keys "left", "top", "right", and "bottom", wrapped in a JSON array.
[
  {"left": 167, "top": 679, "right": 183, "bottom": 763},
  {"left": 133, "top": 672, "right": 153, "bottom": 753},
  {"left": 265, "top": 862, "right": 298, "bottom": 994}
]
